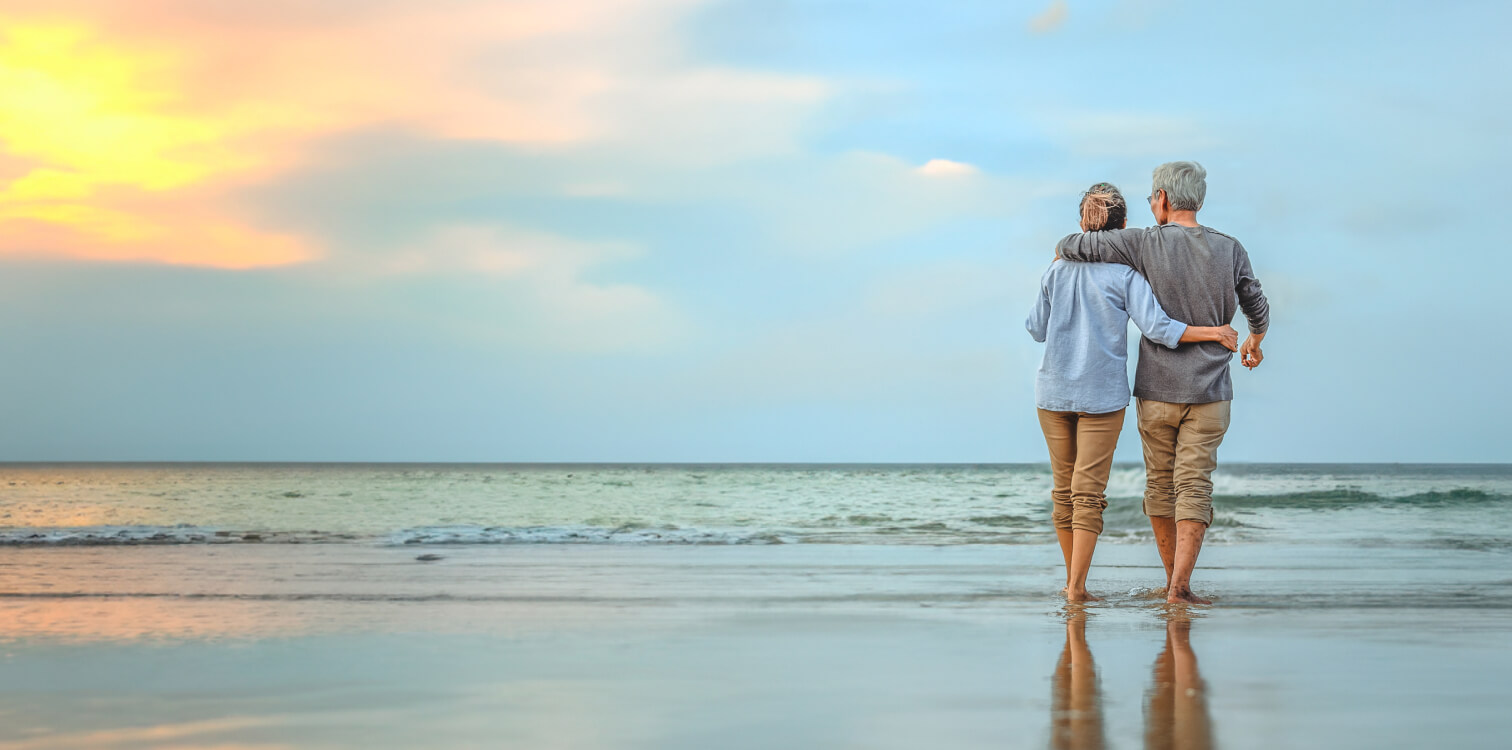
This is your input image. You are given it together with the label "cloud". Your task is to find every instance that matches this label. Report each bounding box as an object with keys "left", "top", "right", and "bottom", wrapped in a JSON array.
[
  {"left": 1028, "top": 0, "right": 1068, "bottom": 34},
  {"left": 677, "top": 150, "right": 1034, "bottom": 256},
  {"left": 364, "top": 222, "right": 691, "bottom": 354},
  {"left": 0, "top": 20, "right": 317, "bottom": 267},
  {"left": 0, "top": 211, "right": 311, "bottom": 268},
  {"left": 0, "top": 0, "right": 829, "bottom": 268},
  {"left": 916, "top": 158, "right": 980, "bottom": 177},
  {"left": 366, "top": 223, "right": 638, "bottom": 278}
]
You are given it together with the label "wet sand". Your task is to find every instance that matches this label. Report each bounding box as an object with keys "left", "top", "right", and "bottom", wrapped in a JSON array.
[{"left": 1, "top": 543, "right": 1510, "bottom": 748}]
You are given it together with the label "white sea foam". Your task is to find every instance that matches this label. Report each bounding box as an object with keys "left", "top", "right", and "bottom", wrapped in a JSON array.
[
  {"left": 386, "top": 524, "right": 792, "bottom": 546},
  {"left": 0, "top": 526, "right": 353, "bottom": 546}
]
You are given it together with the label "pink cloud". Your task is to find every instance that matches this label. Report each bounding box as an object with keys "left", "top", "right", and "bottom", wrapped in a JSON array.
[{"left": 0, "top": 0, "right": 825, "bottom": 268}]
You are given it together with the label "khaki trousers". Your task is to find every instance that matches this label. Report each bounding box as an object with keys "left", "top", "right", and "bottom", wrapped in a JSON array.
[
  {"left": 1135, "top": 398, "right": 1231, "bottom": 526},
  {"left": 1037, "top": 408, "right": 1126, "bottom": 535}
]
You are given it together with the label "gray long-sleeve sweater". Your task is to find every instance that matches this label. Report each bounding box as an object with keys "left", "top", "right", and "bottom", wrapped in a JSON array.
[{"left": 1055, "top": 224, "right": 1270, "bottom": 404}]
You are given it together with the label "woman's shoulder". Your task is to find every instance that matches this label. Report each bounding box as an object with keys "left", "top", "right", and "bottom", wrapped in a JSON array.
[{"left": 1053, "top": 259, "right": 1137, "bottom": 280}]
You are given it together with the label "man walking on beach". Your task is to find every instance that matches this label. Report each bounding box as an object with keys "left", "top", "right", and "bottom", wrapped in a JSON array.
[{"left": 1054, "top": 161, "right": 1270, "bottom": 604}]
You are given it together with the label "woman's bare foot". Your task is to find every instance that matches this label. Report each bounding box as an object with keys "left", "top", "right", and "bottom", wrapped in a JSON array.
[
  {"left": 1065, "top": 588, "right": 1103, "bottom": 602},
  {"left": 1165, "top": 586, "right": 1211, "bottom": 605}
]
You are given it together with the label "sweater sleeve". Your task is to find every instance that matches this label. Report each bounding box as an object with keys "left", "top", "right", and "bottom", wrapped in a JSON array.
[
  {"left": 1122, "top": 270, "right": 1187, "bottom": 350},
  {"left": 1055, "top": 227, "right": 1146, "bottom": 272},
  {"left": 1233, "top": 243, "right": 1271, "bottom": 335}
]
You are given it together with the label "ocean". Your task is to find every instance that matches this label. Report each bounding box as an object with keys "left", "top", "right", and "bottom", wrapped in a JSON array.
[
  {"left": 4, "top": 462, "right": 1509, "bottom": 550},
  {"left": 3, "top": 463, "right": 1510, "bottom": 748}
]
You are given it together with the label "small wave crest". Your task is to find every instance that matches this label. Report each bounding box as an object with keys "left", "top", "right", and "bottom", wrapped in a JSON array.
[
  {"left": 1215, "top": 487, "right": 1510, "bottom": 510},
  {"left": 0, "top": 525, "right": 356, "bottom": 546},
  {"left": 386, "top": 524, "right": 791, "bottom": 546}
]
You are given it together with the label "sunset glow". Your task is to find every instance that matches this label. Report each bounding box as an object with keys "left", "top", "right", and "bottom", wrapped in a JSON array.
[{"left": 0, "top": 19, "right": 316, "bottom": 267}]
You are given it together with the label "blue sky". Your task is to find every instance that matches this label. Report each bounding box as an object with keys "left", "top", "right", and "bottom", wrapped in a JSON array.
[{"left": 1, "top": 0, "right": 1508, "bottom": 461}]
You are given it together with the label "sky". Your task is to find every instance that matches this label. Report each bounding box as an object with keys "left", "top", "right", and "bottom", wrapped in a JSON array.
[{"left": 1, "top": 0, "right": 1508, "bottom": 463}]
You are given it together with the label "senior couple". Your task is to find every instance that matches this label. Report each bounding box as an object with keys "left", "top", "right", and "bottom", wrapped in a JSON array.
[{"left": 1026, "top": 161, "right": 1270, "bottom": 604}]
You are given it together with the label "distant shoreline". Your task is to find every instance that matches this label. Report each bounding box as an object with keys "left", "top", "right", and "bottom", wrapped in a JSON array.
[{"left": 2, "top": 460, "right": 1509, "bottom": 468}]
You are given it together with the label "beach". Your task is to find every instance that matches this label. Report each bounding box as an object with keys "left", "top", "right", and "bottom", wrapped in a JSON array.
[
  {"left": 3, "top": 542, "right": 1511, "bottom": 749},
  {"left": 2, "top": 464, "right": 1511, "bottom": 748}
]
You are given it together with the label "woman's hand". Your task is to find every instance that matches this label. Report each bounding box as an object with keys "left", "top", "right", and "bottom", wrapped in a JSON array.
[
  {"left": 1215, "top": 325, "right": 1239, "bottom": 352},
  {"left": 1176, "top": 325, "right": 1239, "bottom": 350}
]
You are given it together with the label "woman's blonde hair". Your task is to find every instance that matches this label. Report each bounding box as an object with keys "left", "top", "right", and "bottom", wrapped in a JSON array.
[{"left": 1079, "top": 182, "right": 1126, "bottom": 232}]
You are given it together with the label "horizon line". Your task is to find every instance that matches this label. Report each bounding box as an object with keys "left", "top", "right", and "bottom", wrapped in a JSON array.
[{"left": 2, "top": 460, "right": 1508, "bottom": 468}]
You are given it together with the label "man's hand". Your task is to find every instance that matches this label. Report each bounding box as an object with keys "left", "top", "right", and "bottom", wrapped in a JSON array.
[
  {"left": 1240, "top": 333, "right": 1265, "bottom": 369},
  {"left": 1215, "top": 325, "right": 1239, "bottom": 352}
]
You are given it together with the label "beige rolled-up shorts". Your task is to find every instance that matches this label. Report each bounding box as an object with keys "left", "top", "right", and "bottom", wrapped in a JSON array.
[
  {"left": 1135, "top": 398, "right": 1231, "bottom": 526},
  {"left": 1037, "top": 407, "right": 1127, "bottom": 535}
]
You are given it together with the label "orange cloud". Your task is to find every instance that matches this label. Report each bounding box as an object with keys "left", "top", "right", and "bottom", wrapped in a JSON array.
[
  {"left": 0, "top": 0, "right": 824, "bottom": 270},
  {"left": 0, "top": 18, "right": 316, "bottom": 267},
  {"left": 0, "top": 3, "right": 618, "bottom": 269}
]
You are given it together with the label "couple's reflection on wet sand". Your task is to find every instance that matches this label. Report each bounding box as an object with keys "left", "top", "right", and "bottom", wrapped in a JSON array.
[
  {"left": 1144, "top": 616, "right": 1215, "bottom": 750},
  {"left": 1050, "top": 609, "right": 1214, "bottom": 750},
  {"left": 1050, "top": 609, "right": 1106, "bottom": 749}
]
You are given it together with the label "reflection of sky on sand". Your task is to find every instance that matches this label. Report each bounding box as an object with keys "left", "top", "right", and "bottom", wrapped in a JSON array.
[
  {"left": 0, "top": 598, "right": 309, "bottom": 643},
  {"left": 2, "top": 544, "right": 1512, "bottom": 748},
  {"left": 4, "top": 607, "right": 1511, "bottom": 749},
  {"left": 0, "top": 543, "right": 1068, "bottom": 644},
  {"left": 6, "top": 541, "right": 1512, "bottom": 646}
]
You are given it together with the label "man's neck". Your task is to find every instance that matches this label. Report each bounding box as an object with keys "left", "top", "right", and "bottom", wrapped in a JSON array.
[{"left": 1164, "top": 210, "right": 1200, "bottom": 227}]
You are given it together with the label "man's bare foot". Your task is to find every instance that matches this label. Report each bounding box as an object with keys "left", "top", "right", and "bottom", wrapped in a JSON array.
[
  {"left": 1165, "top": 586, "right": 1211, "bottom": 605},
  {"left": 1065, "top": 588, "right": 1103, "bottom": 602}
]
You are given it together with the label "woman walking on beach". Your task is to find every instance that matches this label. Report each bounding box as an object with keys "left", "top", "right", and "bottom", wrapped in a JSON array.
[{"left": 1026, "top": 183, "right": 1237, "bottom": 601}]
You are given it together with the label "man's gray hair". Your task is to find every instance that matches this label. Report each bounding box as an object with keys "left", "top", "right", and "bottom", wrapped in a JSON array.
[{"left": 1151, "top": 161, "right": 1206, "bottom": 211}]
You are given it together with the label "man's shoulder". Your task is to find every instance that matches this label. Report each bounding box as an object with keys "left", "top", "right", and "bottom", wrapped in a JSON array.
[
  {"left": 1199, "top": 225, "right": 1245, "bottom": 247},
  {"left": 1119, "top": 225, "right": 1172, "bottom": 242}
]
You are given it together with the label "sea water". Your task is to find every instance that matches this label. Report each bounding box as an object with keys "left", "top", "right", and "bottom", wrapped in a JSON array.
[{"left": 2, "top": 463, "right": 1509, "bottom": 550}]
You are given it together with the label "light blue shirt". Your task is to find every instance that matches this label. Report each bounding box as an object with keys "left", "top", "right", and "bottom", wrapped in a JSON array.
[{"left": 1025, "top": 260, "right": 1188, "bottom": 414}]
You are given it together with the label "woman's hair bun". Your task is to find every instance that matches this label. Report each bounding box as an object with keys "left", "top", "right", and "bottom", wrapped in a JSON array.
[{"left": 1079, "top": 182, "right": 1126, "bottom": 232}]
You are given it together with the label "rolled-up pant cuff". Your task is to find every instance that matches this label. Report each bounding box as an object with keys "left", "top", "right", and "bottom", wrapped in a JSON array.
[
  {"left": 1055, "top": 495, "right": 1107, "bottom": 535},
  {"left": 1143, "top": 495, "right": 1213, "bottom": 526}
]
